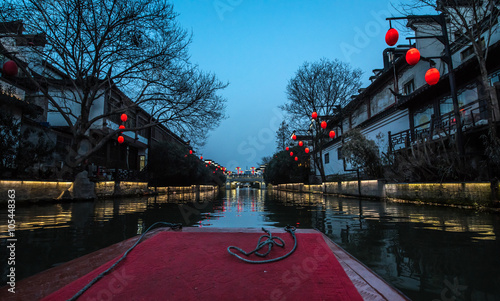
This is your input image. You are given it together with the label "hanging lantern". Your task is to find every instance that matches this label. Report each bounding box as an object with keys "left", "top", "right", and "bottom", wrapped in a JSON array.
[
  {"left": 425, "top": 68, "right": 440, "bottom": 85},
  {"left": 119, "top": 125, "right": 125, "bottom": 130},
  {"left": 2, "top": 60, "right": 18, "bottom": 77},
  {"left": 298, "top": 141, "right": 303, "bottom": 147},
  {"left": 120, "top": 114, "right": 128, "bottom": 122},
  {"left": 406, "top": 48, "right": 420, "bottom": 66},
  {"left": 292, "top": 134, "right": 297, "bottom": 140},
  {"left": 117, "top": 136, "right": 124, "bottom": 144},
  {"left": 311, "top": 112, "right": 318, "bottom": 120},
  {"left": 321, "top": 121, "right": 327, "bottom": 129},
  {"left": 385, "top": 28, "right": 399, "bottom": 46},
  {"left": 286, "top": 146, "right": 289, "bottom": 151},
  {"left": 290, "top": 152, "right": 293, "bottom": 157},
  {"left": 189, "top": 149, "right": 193, "bottom": 155},
  {"left": 305, "top": 148, "right": 310, "bottom": 153},
  {"left": 200, "top": 156, "right": 203, "bottom": 160},
  {"left": 295, "top": 156, "right": 298, "bottom": 161},
  {"left": 329, "top": 130, "right": 336, "bottom": 139}
]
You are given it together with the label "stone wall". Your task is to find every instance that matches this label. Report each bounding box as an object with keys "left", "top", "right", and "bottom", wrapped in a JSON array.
[
  {"left": 0, "top": 180, "right": 73, "bottom": 202},
  {"left": 385, "top": 182, "right": 497, "bottom": 206},
  {"left": 274, "top": 181, "right": 498, "bottom": 207}
]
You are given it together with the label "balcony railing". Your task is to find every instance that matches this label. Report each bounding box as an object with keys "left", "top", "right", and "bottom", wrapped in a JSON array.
[{"left": 389, "top": 99, "right": 493, "bottom": 153}]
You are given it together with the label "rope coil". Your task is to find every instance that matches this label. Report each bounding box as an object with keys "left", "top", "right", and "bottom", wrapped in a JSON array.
[{"left": 227, "top": 226, "right": 297, "bottom": 264}]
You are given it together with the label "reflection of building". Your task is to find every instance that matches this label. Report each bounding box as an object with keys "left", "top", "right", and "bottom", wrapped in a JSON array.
[{"left": 318, "top": 10, "right": 500, "bottom": 178}]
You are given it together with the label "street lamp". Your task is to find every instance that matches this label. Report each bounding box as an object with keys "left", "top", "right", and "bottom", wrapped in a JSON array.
[{"left": 386, "top": 14, "right": 464, "bottom": 157}]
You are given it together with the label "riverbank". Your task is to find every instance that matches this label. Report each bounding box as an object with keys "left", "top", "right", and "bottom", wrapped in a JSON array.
[
  {"left": 270, "top": 180, "right": 500, "bottom": 209},
  {"left": 0, "top": 179, "right": 218, "bottom": 204}
]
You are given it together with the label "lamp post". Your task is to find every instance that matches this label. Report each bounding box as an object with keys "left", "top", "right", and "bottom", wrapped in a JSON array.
[{"left": 386, "top": 14, "right": 464, "bottom": 157}]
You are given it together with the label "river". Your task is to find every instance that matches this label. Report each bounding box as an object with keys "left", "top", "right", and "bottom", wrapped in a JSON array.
[{"left": 1, "top": 188, "right": 499, "bottom": 300}]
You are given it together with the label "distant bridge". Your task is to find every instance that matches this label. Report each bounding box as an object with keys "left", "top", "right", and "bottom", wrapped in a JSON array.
[{"left": 225, "top": 174, "right": 266, "bottom": 189}]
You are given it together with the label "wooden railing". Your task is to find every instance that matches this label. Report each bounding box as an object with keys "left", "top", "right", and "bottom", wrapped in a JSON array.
[{"left": 389, "top": 99, "right": 493, "bottom": 153}]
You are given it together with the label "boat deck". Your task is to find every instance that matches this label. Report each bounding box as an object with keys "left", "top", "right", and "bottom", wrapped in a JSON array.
[{"left": 0, "top": 227, "right": 409, "bottom": 300}]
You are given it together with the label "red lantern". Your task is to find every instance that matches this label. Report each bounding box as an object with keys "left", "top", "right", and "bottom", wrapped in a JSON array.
[
  {"left": 321, "top": 121, "right": 327, "bottom": 129},
  {"left": 119, "top": 125, "right": 125, "bottom": 130},
  {"left": 117, "top": 136, "right": 124, "bottom": 144},
  {"left": 312, "top": 112, "right": 318, "bottom": 120},
  {"left": 290, "top": 152, "right": 293, "bottom": 157},
  {"left": 406, "top": 48, "right": 420, "bottom": 66},
  {"left": 298, "top": 141, "right": 303, "bottom": 147},
  {"left": 425, "top": 68, "right": 440, "bottom": 85},
  {"left": 329, "top": 130, "right": 336, "bottom": 139},
  {"left": 120, "top": 114, "right": 128, "bottom": 122},
  {"left": 286, "top": 146, "right": 289, "bottom": 151},
  {"left": 385, "top": 28, "right": 399, "bottom": 46},
  {"left": 292, "top": 134, "right": 297, "bottom": 140},
  {"left": 200, "top": 156, "right": 203, "bottom": 160},
  {"left": 189, "top": 150, "right": 193, "bottom": 155},
  {"left": 305, "top": 148, "right": 310, "bottom": 153},
  {"left": 2, "top": 61, "right": 18, "bottom": 77},
  {"left": 295, "top": 156, "right": 298, "bottom": 161}
]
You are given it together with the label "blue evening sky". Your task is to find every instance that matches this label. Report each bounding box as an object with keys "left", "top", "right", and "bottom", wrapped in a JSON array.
[{"left": 173, "top": 0, "right": 407, "bottom": 172}]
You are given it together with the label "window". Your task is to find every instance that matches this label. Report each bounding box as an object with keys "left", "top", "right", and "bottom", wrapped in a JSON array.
[
  {"left": 324, "top": 153, "right": 330, "bottom": 164},
  {"left": 460, "top": 38, "right": 485, "bottom": 61},
  {"left": 139, "top": 155, "right": 146, "bottom": 171},
  {"left": 403, "top": 79, "right": 415, "bottom": 95},
  {"left": 337, "top": 147, "right": 343, "bottom": 160},
  {"left": 413, "top": 104, "right": 433, "bottom": 129}
]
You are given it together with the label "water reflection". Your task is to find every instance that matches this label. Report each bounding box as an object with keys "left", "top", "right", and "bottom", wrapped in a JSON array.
[{"left": 0, "top": 188, "right": 499, "bottom": 300}]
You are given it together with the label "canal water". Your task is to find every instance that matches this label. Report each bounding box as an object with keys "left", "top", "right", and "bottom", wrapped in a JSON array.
[{"left": 1, "top": 188, "right": 500, "bottom": 301}]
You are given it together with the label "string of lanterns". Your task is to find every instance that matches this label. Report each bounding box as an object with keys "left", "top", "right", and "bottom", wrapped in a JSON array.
[
  {"left": 384, "top": 27, "right": 440, "bottom": 85},
  {"left": 117, "top": 113, "right": 127, "bottom": 144}
]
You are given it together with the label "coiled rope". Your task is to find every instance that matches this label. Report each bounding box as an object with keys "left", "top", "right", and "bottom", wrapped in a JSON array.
[
  {"left": 227, "top": 225, "right": 297, "bottom": 264},
  {"left": 68, "top": 222, "right": 182, "bottom": 301}
]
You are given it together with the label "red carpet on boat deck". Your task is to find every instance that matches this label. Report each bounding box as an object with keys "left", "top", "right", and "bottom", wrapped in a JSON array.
[{"left": 43, "top": 230, "right": 363, "bottom": 301}]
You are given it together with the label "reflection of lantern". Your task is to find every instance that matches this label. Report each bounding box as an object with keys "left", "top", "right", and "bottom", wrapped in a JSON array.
[
  {"left": 312, "top": 112, "right": 318, "bottom": 120},
  {"left": 292, "top": 134, "right": 297, "bottom": 140},
  {"left": 120, "top": 114, "right": 128, "bottom": 122},
  {"left": 321, "top": 121, "right": 327, "bottom": 129},
  {"left": 298, "top": 141, "right": 303, "bottom": 147},
  {"left": 2, "top": 61, "right": 18, "bottom": 77},
  {"left": 385, "top": 28, "right": 399, "bottom": 46},
  {"left": 295, "top": 156, "right": 298, "bottom": 161},
  {"left": 329, "top": 130, "right": 336, "bottom": 139},
  {"left": 290, "top": 152, "right": 293, "bottom": 156},
  {"left": 406, "top": 48, "right": 420, "bottom": 66},
  {"left": 305, "top": 148, "right": 310, "bottom": 153},
  {"left": 425, "top": 68, "right": 440, "bottom": 85},
  {"left": 286, "top": 146, "right": 289, "bottom": 151},
  {"left": 117, "top": 136, "right": 124, "bottom": 144},
  {"left": 189, "top": 150, "right": 193, "bottom": 155}
]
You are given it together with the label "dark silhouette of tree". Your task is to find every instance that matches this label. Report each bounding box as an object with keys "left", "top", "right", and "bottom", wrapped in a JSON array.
[
  {"left": 281, "top": 58, "right": 362, "bottom": 182},
  {"left": 275, "top": 120, "right": 291, "bottom": 152},
  {"left": 0, "top": 0, "right": 227, "bottom": 177}
]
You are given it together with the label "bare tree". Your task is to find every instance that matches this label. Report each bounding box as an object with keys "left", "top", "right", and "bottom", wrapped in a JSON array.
[
  {"left": 275, "top": 120, "right": 291, "bottom": 152},
  {"left": 0, "top": 0, "right": 227, "bottom": 176},
  {"left": 281, "top": 58, "right": 362, "bottom": 182}
]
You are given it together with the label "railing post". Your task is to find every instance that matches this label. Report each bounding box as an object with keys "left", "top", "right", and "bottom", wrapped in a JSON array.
[{"left": 388, "top": 131, "right": 392, "bottom": 153}]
